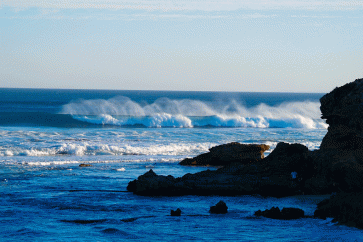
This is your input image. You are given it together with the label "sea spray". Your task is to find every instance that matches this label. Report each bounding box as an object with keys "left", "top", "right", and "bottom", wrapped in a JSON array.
[{"left": 61, "top": 96, "right": 328, "bottom": 129}]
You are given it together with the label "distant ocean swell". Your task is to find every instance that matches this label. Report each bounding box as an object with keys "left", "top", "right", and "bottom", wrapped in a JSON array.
[{"left": 0, "top": 96, "right": 328, "bottom": 129}]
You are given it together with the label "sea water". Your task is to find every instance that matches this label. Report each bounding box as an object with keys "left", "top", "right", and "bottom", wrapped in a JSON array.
[{"left": 1, "top": 88, "right": 362, "bottom": 241}]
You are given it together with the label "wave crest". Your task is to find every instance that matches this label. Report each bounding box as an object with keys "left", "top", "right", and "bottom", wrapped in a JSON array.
[{"left": 61, "top": 96, "right": 328, "bottom": 129}]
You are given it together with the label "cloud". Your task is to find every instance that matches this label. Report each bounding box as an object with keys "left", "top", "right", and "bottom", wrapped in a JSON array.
[{"left": 1, "top": 0, "right": 363, "bottom": 11}]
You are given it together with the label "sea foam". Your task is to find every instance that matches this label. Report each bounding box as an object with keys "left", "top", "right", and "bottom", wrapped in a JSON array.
[{"left": 61, "top": 96, "right": 328, "bottom": 129}]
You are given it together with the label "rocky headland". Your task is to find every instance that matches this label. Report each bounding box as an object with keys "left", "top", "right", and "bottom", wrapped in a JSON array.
[{"left": 127, "top": 78, "right": 363, "bottom": 228}]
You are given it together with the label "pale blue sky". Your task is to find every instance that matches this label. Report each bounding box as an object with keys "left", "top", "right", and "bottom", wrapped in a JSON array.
[{"left": 1, "top": 1, "right": 362, "bottom": 92}]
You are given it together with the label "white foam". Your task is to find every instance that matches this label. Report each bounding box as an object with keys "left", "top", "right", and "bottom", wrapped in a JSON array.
[
  {"left": 0, "top": 142, "right": 214, "bottom": 157},
  {"left": 61, "top": 97, "right": 327, "bottom": 129}
]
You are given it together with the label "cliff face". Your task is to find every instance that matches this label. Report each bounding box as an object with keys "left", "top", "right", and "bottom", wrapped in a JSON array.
[
  {"left": 320, "top": 78, "right": 363, "bottom": 152},
  {"left": 316, "top": 78, "right": 363, "bottom": 193}
]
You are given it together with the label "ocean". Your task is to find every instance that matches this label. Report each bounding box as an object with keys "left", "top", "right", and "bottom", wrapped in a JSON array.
[{"left": 1, "top": 88, "right": 362, "bottom": 241}]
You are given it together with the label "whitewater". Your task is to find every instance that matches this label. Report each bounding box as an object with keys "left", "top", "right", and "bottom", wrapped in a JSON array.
[{"left": 1, "top": 88, "right": 362, "bottom": 241}]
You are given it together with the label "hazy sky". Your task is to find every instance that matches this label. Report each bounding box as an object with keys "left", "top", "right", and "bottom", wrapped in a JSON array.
[{"left": 1, "top": 0, "right": 362, "bottom": 92}]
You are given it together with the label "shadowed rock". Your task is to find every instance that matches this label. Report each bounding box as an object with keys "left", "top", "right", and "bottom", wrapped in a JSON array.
[
  {"left": 308, "top": 78, "right": 363, "bottom": 194},
  {"left": 255, "top": 207, "right": 305, "bottom": 220},
  {"left": 180, "top": 143, "right": 270, "bottom": 166},
  {"left": 171, "top": 208, "right": 182, "bottom": 216},
  {"left": 127, "top": 142, "right": 313, "bottom": 197},
  {"left": 314, "top": 192, "right": 363, "bottom": 229},
  {"left": 209, "top": 201, "right": 228, "bottom": 214}
]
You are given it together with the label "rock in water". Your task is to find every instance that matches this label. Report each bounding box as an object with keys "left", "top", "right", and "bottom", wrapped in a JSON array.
[
  {"left": 280, "top": 208, "right": 305, "bottom": 220},
  {"left": 255, "top": 207, "right": 281, "bottom": 219},
  {"left": 79, "top": 164, "right": 92, "bottom": 167},
  {"left": 171, "top": 208, "right": 181, "bottom": 216},
  {"left": 127, "top": 142, "right": 312, "bottom": 197},
  {"left": 209, "top": 201, "right": 228, "bottom": 214},
  {"left": 179, "top": 142, "right": 270, "bottom": 166},
  {"left": 255, "top": 207, "right": 305, "bottom": 220},
  {"left": 314, "top": 192, "right": 363, "bottom": 229},
  {"left": 126, "top": 169, "right": 177, "bottom": 196}
]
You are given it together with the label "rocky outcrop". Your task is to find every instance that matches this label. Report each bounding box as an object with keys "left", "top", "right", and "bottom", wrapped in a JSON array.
[
  {"left": 127, "top": 142, "right": 313, "bottom": 197},
  {"left": 127, "top": 169, "right": 177, "bottom": 196},
  {"left": 209, "top": 201, "right": 228, "bottom": 214},
  {"left": 171, "top": 208, "right": 182, "bottom": 216},
  {"left": 126, "top": 78, "right": 363, "bottom": 229},
  {"left": 314, "top": 192, "right": 363, "bottom": 229},
  {"left": 179, "top": 142, "right": 270, "bottom": 166},
  {"left": 320, "top": 78, "right": 363, "bottom": 151},
  {"left": 255, "top": 207, "right": 305, "bottom": 220},
  {"left": 310, "top": 78, "right": 363, "bottom": 193}
]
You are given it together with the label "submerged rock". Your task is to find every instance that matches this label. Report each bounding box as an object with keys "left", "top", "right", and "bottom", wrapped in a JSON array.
[
  {"left": 209, "top": 201, "right": 228, "bottom": 214},
  {"left": 79, "top": 164, "right": 92, "bottom": 167},
  {"left": 171, "top": 208, "right": 182, "bottom": 216},
  {"left": 255, "top": 207, "right": 305, "bottom": 220},
  {"left": 180, "top": 142, "right": 270, "bottom": 166}
]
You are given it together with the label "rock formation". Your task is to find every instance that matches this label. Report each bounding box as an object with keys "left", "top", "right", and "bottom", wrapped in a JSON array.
[
  {"left": 179, "top": 142, "right": 270, "bottom": 166},
  {"left": 171, "top": 208, "right": 182, "bottom": 216},
  {"left": 314, "top": 192, "right": 363, "bottom": 229},
  {"left": 126, "top": 78, "right": 363, "bottom": 229},
  {"left": 255, "top": 207, "right": 305, "bottom": 220},
  {"left": 310, "top": 78, "right": 363, "bottom": 193},
  {"left": 127, "top": 142, "right": 313, "bottom": 197},
  {"left": 209, "top": 201, "right": 228, "bottom": 214}
]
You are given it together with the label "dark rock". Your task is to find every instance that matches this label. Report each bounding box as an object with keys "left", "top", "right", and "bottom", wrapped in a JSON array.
[
  {"left": 320, "top": 78, "right": 363, "bottom": 151},
  {"left": 127, "top": 142, "right": 312, "bottom": 197},
  {"left": 314, "top": 192, "right": 363, "bottom": 229},
  {"left": 126, "top": 169, "right": 178, "bottom": 196},
  {"left": 254, "top": 207, "right": 281, "bottom": 219},
  {"left": 180, "top": 142, "right": 270, "bottom": 166},
  {"left": 209, "top": 201, "right": 228, "bottom": 214},
  {"left": 255, "top": 207, "right": 304, "bottom": 220},
  {"left": 79, "top": 164, "right": 92, "bottom": 167},
  {"left": 311, "top": 78, "right": 363, "bottom": 193},
  {"left": 171, "top": 208, "right": 181, "bottom": 216},
  {"left": 280, "top": 207, "right": 305, "bottom": 219}
]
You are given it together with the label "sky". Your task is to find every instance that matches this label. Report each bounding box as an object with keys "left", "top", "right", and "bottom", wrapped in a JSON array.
[{"left": 0, "top": 0, "right": 362, "bottom": 93}]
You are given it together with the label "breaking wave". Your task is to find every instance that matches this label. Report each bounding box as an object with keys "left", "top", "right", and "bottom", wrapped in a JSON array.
[{"left": 59, "top": 96, "right": 328, "bottom": 129}]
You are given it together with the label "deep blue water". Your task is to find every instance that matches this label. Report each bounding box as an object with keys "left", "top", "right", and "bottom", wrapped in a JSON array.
[{"left": 1, "top": 88, "right": 362, "bottom": 241}]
